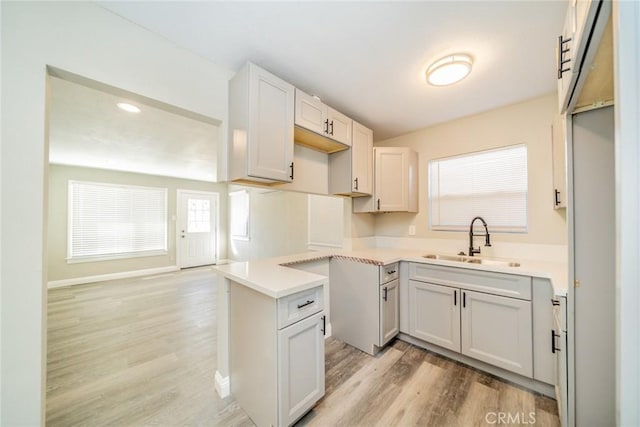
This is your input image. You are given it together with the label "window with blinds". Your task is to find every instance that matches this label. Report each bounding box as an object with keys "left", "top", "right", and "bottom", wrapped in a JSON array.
[
  {"left": 428, "top": 145, "right": 528, "bottom": 232},
  {"left": 68, "top": 181, "right": 168, "bottom": 261},
  {"left": 229, "top": 190, "right": 250, "bottom": 240}
]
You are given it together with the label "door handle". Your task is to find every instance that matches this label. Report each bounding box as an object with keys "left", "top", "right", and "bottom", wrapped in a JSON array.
[{"left": 551, "top": 330, "right": 561, "bottom": 353}]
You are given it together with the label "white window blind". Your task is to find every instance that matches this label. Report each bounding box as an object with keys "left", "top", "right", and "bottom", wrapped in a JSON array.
[
  {"left": 68, "top": 181, "right": 168, "bottom": 261},
  {"left": 229, "top": 190, "right": 250, "bottom": 240},
  {"left": 429, "top": 145, "right": 528, "bottom": 232}
]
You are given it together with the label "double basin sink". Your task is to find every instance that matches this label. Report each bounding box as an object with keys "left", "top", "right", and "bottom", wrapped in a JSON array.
[{"left": 423, "top": 253, "right": 520, "bottom": 268}]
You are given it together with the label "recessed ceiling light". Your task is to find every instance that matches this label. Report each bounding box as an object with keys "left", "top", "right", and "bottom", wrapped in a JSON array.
[
  {"left": 117, "top": 102, "right": 141, "bottom": 113},
  {"left": 425, "top": 54, "right": 473, "bottom": 86}
]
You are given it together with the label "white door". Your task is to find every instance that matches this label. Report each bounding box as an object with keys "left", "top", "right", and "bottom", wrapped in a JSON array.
[
  {"left": 379, "top": 279, "right": 399, "bottom": 346},
  {"left": 375, "top": 148, "right": 408, "bottom": 211},
  {"left": 177, "top": 190, "right": 218, "bottom": 268},
  {"left": 409, "top": 280, "right": 461, "bottom": 352},
  {"left": 248, "top": 63, "right": 295, "bottom": 182},
  {"left": 351, "top": 122, "right": 373, "bottom": 195},
  {"left": 461, "top": 290, "right": 533, "bottom": 377},
  {"left": 294, "top": 88, "right": 327, "bottom": 135},
  {"left": 278, "top": 311, "right": 325, "bottom": 426},
  {"left": 326, "top": 107, "right": 352, "bottom": 146}
]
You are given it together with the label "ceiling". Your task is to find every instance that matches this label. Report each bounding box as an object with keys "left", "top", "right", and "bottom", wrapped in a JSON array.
[
  {"left": 98, "top": 1, "right": 567, "bottom": 141},
  {"left": 49, "top": 76, "right": 220, "bottom": 182}
]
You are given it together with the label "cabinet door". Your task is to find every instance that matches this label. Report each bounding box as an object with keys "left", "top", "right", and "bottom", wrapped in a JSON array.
[
  {"left": 409, "top": 280, "right": 460, "bottom": 352},
  {"left": 461, "top": 290, "right": 533, "bottom": 377},
  {"left": 278, "top": 311, "right": 325, "bottom": 427},
  {"left": 327, "top": 107, "right": 352, "bottom": 146},
  {"left": 379, "top": 279, "right": 399, "bottom": 346},
  {"left": 351, "top": 122, "right": 373, "bottom": 195},
  {"left": 551, "top": 114, "right": 567, "bottom": 209},
  {"left": 248, "top": 65, "right": 295, "bottom": 182},
  {"left": 375, "top": 148, "right": 408, "bottom": 211},
  {"left": 294, "top": 89, "right": 327, "bottom": 136}
]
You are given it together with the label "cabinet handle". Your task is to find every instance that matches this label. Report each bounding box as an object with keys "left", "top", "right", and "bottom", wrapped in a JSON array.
[
  {"left": 321, "top": 315, "right": 326, "bottom": 336},
  {"left": 554, "top": 189, "right": 561, "bottom": 206},
  {"left": 297, "top": 300, "right": 314, "bottom": 309},
  {"left": 383, "top": 286, "right": 388, "bottom": 302},
  {"left": 551, "top": 330, "right": 561, "bottom": 353},
  {"left": 377, "top": 198, "right": 381, "bottom": 211},
  {"left": 329, "top": 120, "right": 334, "bottom": 135},
  {"left": 324, "top": 119, "right": 329, "bottom": 134},
  {"left": 454, "top": 290, "right": 457, "bottom": 306},
  {"left": 551, "top": 298, "right": 560, "bottom": 306},
  {"left": 387, "top": 270, "right": 396, "bottom": 275},
  {"left": 463, "top": 292, "right": 466, "bottom": 308},
  {"left": 290, "top": 162, "right": 294, "bottom": 180},
  {"left": 557, "top": 35, "right": 572, "bottom": 79},
  {"left": 354, "top": 177, "right": 359, "bottom": 191}
]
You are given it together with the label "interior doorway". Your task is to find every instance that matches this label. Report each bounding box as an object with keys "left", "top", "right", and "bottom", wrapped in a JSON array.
[{"left": 177, "top": 190, "right": 219, "bottom": 268}]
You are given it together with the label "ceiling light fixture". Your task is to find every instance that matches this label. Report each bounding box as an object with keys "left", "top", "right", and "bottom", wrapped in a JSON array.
[
  {"left": 425, "top": 54, "right": 473, "bottom": 86},
  {"left": 117, "top": 102, "right": 141, "bottom": 113}
]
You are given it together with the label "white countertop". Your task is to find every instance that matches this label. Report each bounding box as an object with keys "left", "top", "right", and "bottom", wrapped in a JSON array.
[{"left": 214, "top": 248, "right": 568, "bottom": 299}]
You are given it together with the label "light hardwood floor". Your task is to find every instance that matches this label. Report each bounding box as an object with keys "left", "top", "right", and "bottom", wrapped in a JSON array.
[{"left": 47, "top": 268, "right": 559, "bottom": 426}]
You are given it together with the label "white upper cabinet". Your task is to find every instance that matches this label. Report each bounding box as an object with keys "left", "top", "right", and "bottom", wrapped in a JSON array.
[
  {"left": 557, "top": 0, "right": 611, "bottom": 112},
  {"left": 326, "top": 107, "right": 352, "bottom": 146},
  {"left": 294, "top": 89, "right": 352, "bottom": 153},
  {"left": 229, "top": 62, "right": 295, "bottom": 183},
  {"left": 353, "top": 147, "right": 418, "bottom": 213},
  {"left": 329, "top": 120, "right": 373, "bottom": 197}
]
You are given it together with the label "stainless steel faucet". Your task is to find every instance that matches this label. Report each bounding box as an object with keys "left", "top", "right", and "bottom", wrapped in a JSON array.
[{"left": 469, "top": 216, "right": 491, "bottom": 256}]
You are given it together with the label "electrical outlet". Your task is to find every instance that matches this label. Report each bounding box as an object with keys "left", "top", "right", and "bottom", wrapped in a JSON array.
[{"left": 409, "top": 225, "right": 416, "bottom": 236}]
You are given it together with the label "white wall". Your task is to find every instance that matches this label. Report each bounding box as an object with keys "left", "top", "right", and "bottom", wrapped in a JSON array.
[
  {"left": 47, "top": 165, "right": 228, "bottom": 283},
  {"left": 372, "top": 94, "right": 567, "bottom": 258},
  {"left": 0, "top": 2, "right": 233, "bottom": 424},
  {"left": 228, "top": 186, "right": 310, "bottom": 261}
]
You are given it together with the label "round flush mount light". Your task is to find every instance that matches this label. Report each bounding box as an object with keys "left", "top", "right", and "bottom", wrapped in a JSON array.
[
  {"left": 425, "top": 54, "right": 473, "bottom": 86},
  {"left": 116, "top": 102, "right": 141, "bottom": 113}
]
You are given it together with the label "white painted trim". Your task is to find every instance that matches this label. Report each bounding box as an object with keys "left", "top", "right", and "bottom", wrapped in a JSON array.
[
  {"left": 214, "top": 370, "right": 230, "bottom": 398},
  {"left": 47, "top": 265, "right": 179, "bottom": 288},
  {"left": 614, "top": 1, "right": 640, "bottom": 425}
]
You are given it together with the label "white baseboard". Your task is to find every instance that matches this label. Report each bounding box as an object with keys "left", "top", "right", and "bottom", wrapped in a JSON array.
[
  {"left": 215, "top": 370, "right": 230, "bottom": 398},
  {"left": 47, "top": 265, "right": 180, "bottom": 288}
]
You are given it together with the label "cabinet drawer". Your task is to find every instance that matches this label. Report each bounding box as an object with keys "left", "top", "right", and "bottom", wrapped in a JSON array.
[
  {"left": 380, "top": 263, "right": 399, "bottom": 284},
  {"left": 277, "top": 286, "right": 324, "bottom": 329},
  {"left": 409, "top": 263, "right": 531, "bottom": 301}
]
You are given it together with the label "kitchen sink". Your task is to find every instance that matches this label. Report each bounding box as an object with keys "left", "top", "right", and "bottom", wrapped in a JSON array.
[
  {"left": 422, "top": 254, "right": 520, "bottom": 267},
  {"left": 422, "top": 254, "right": 470, "bottom": 262}
]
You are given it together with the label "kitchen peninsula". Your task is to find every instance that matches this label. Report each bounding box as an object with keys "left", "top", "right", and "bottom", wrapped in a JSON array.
[{"left": 215, "top": 248, "right": 567, "bottom": 427}]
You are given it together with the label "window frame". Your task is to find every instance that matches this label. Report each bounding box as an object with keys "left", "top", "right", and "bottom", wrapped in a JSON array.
[
  {"left": 67, "top": 180, "right": 169, "bottom": 263},
  {"left": 428, "top": 144, "right": 528, "bottom": 233}
]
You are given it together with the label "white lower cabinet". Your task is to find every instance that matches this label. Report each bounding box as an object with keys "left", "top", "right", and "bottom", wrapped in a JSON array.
[
  {"left": 330, "top": 259, "right": 399, "bottom": 355},
  {"left": 461, "top": 290, "right": 533, "bottom": 377},
  {"left": 408, "top": 264, "right": 533, "bottom": 378},
  {"left": 278, "top": 311, "right": 325, "bottom": 426},
  {"left": 409, "top": 280, "right": 460, "bottom": 352},
  {"left": 380, "top": 279, "right": 399, "bottom": 346},
  {"left": 230, "top": 282, "right": 325, "bottom": 427}
]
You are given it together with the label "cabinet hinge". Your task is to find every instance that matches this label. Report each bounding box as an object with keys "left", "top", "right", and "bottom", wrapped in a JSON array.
[{"left": 574, "top": 279, "right": 581, "bottom": 288}]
